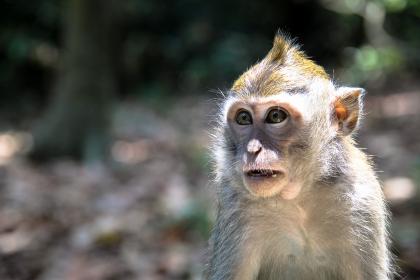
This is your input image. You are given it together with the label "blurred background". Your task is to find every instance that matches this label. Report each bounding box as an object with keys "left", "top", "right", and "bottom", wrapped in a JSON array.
[{"left": 0, "top": 0, "right": 419, "bottom": 279}]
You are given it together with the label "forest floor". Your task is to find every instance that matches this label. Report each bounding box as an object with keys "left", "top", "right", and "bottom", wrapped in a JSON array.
[{"left": 0, "top": 93, "right": 419, "bottom": 280}]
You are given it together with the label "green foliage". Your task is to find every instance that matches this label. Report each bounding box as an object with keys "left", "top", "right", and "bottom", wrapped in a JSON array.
[
  {"left": 381, "top": 0, "right": 407, "bottom": 12},
  {"left": 343, "top": 45, "right": 404, "bottom": 83}
]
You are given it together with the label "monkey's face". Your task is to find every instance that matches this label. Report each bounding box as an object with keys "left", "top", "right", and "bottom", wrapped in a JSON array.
[
  {"left": 219, "top": 34, "right": 364, "bottom": 200},
  {"left": 222, "top": 82, "right": 363, "bottom": 200},
  {"left": 225, "top": 94, "right": 310, "bottom": 199}
]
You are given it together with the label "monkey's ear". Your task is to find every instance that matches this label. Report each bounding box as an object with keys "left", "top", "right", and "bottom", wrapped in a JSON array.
[{"left": 333, "top": 87, "right": 365, "bottom": 135}]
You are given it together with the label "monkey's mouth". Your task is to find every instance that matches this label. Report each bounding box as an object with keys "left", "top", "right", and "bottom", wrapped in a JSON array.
[{"left": 246, "top": 169, "right": 282, "bottom": 178}]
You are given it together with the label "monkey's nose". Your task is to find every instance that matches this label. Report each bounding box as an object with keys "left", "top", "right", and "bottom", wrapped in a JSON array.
[{"left": 247, "top": 139, "right": 262, "bottom": 154}]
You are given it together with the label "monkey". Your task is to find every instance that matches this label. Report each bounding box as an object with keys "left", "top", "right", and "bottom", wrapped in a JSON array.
[{"left": 205, "top": 34, "right": 392, "bottom": 280}]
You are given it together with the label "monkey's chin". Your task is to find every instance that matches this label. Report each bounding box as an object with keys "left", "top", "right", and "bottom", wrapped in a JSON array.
[
  {"left": 243, "top": 175, "right": 288, "bottom": 198},
  {"left": 243, "top": 176, "right": 302, "bottom": 200}
]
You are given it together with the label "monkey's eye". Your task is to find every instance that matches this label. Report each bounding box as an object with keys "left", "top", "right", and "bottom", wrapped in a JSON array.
[
  {"left": 265, "top": 108, "right": 288, "bottom": 124},
  {"left": 235, "top": 110, "right": 252, "bottom": 125}
]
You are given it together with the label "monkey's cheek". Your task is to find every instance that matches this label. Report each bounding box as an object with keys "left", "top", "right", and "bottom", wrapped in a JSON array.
[
  {"left": 279, "top": 182, "right": 302, "bottom": 200},
  {"left": 243, "top": 177, "right": 287, "bottom": 198}
]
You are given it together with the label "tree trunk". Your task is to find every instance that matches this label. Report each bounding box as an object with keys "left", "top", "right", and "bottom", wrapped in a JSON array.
[{"left": 31, "top": 0, "right": 120, "bottom": 162}]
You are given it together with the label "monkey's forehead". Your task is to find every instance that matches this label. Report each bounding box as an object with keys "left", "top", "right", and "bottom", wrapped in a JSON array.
[{"left": 231, "top": 64, "right": 330, "bottom": 98}]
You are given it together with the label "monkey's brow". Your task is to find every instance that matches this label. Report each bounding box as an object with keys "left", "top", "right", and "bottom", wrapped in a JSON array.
[{"left": 288, "top": 86, "right": 308, "bottom": 95}]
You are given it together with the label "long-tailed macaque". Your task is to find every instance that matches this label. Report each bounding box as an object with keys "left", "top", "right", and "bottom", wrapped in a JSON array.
[{"left": 206, "top": 34, "right": 392, "bottom": 280}]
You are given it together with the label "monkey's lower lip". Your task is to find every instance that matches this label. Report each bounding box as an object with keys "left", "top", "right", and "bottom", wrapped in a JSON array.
[{"left": 245, "top": 169, "right": 282, "bottom": 178}]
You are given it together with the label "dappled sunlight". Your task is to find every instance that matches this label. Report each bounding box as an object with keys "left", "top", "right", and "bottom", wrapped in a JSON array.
[
  {"left": 383, "top": 177, "right": 417, "bottom": 203},
  {"left": 0, "top": 131, "right": 33, "bottom": 165}
]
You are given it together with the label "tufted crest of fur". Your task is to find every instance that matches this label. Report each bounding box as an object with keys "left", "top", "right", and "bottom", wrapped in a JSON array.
[
  {"left": 231, "top": 34, "right": 329, "bottom": 98},
  {"left": 205, "top": 33, "right": 393, "bottom": 280}
]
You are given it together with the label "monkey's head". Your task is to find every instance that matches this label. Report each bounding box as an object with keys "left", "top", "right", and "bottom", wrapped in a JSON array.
[{"left": 216, "top": 34, "right": 364, "bottom": 200}]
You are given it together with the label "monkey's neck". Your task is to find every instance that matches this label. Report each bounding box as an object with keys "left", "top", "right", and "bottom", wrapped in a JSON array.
[{"left": 220, "top": 175, "right": 351, "bottom": 216}]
